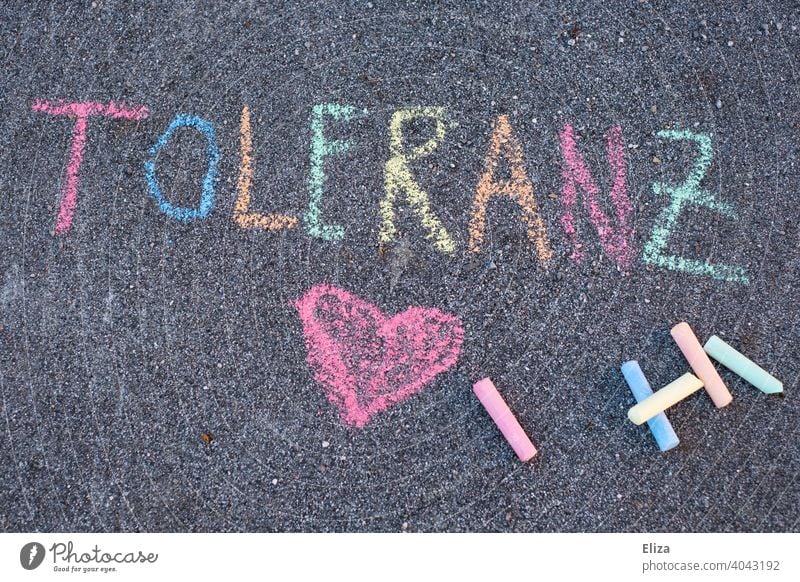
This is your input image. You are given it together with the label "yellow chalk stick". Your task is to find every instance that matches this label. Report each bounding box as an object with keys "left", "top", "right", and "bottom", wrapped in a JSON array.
[{"left": 627, "top": 372, "right": 704, "bottom": 425}]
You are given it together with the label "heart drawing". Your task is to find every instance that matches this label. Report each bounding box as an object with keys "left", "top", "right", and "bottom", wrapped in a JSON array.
[{"left": 294, "top": 284, "right": 464, "bottom": 427}]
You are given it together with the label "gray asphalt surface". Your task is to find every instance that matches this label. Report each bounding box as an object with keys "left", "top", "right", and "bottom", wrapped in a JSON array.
[{"left": 0, "top": 1, "right": 798, "bottom": 532}]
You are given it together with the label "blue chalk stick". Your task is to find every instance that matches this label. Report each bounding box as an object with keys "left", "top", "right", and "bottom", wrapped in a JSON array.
[{"left": 621, "top": 361, "right": 680, "bottom": 452}]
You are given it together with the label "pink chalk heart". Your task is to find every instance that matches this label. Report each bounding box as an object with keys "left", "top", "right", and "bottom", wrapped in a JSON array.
[{"left": 294, "top": 284, "right": 464, "bottom": 427}]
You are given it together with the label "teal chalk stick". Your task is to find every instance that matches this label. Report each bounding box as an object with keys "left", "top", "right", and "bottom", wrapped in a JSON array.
[{"left": 703, "top": 335, "right": 783, "bottom": 394}]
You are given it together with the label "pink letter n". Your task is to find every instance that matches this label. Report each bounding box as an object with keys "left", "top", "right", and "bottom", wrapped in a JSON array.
[
  {"left": 559, "top": 123, "right": 632, "bottom": 268},
  {"left": 31, "top": 99, "right": 149, "bottom": 234}
]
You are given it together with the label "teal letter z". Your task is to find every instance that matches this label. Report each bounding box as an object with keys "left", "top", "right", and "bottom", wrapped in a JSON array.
[{"left": 641, "top": 130, "right": 748, "bottom": 284}]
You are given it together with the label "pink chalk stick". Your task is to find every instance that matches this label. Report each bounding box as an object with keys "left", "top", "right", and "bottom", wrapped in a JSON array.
[
  {"left": 671, "top": 322, "right": 732, "bottom": 408},
  {"left": 31, "top": 99, "right": 149, "bottom": 234},
  {"left": 473, "top": 378, "right": 537, "bottom": 462}
]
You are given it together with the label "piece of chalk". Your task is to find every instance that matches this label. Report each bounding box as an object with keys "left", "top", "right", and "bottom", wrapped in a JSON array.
[
  {"left": 627, "top": 372, "right": 704, "bottom": 426},
  {"left": 473, "top": 378, "right": 537, "bottom": 462},
  {"left": 621, "top": 361, "right": 680, "bottom": 452},
  {"left": 704, "top": 335, "right": 783, "bottom": 394},
  {"left": 671, "top": 322, "right": 733, "bottom": 408}
]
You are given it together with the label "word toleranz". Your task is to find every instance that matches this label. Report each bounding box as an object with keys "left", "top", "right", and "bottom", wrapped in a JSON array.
[{"left": 32, "top": 99, "right": 748, "bottom": 284}]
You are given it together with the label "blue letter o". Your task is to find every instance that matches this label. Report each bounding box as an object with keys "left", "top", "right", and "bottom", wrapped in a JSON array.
[{"left": 144, "top": 114, "right": 219, "bottom": 222}]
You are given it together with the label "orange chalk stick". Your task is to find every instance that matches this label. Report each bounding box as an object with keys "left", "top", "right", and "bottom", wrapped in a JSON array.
[{"left": 671, "top": 322, "right": 732, "bottom": 408}]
